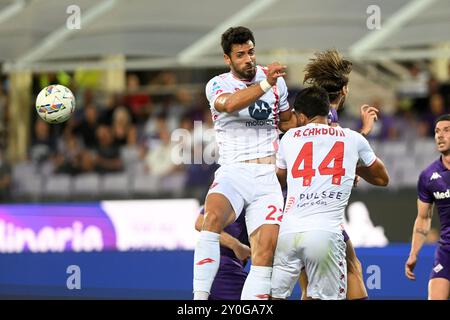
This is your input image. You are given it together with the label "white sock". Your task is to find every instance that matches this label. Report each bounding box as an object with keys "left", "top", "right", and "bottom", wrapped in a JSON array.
[
  {"left": 241, "top": 266, "right": 273, "bottom": 300},
  {"left": 193, "top": 231, "right": 220, "bottom": 300}
]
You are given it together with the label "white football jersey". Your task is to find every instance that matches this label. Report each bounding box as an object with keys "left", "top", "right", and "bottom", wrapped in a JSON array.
[
  {"left": 276, "top": 123, "right": 377, "bottom": 235},
  {"left": 206, "top": 65, "right": 290, "bottom": 165}
]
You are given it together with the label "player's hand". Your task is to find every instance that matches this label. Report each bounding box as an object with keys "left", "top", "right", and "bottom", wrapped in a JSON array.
[
  {"left": 266, "top": 62, "right": 287, "bottom": 86},
  {"left": 360, "top": 104, "right": 379, "bottom": 136},
  {"left": 233, "top": 243, "right": 251, "bottom": 262},
  {"left": 405, "top": 255, "right": 417, "bottom": 280}
]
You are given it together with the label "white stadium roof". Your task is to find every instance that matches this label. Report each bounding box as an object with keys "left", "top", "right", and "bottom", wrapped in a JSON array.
[{"left": 0, "top": 0, "right": 449, "bottom": 72}]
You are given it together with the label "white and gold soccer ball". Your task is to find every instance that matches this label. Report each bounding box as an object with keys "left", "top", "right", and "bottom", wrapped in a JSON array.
[{"left": 35, "top": 84, "right": 76, "bottom": 124}]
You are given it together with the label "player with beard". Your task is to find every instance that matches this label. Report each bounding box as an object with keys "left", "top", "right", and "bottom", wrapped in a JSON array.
[
  {"left": 405, "top": 114, "right": 450, "bottom": 300},
  {"left": 193, "top": 26, "right": 296, "bottom": 300}
]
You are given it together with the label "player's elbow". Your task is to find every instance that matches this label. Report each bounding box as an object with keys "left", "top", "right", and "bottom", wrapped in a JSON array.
[
  {"left": 222, "top": 100, "right": 237, "bottom": 113},
  {"left": 378, "top": 174, "right": 389, "bottom": 187}
]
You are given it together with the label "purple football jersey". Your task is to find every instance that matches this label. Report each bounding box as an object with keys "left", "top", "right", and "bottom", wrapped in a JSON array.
[{"left": 417, "top": 158, "right": 450, "bottom": 245}]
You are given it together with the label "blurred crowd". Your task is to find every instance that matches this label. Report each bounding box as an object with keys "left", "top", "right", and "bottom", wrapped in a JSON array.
[{"left": 0, "top": 62, "right": 449, "bottom": 202}]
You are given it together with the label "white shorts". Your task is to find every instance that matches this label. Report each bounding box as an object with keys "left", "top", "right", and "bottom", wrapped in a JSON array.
[
  {"left": 271, "top": 231, "right": 347, "bottom": 300},
  {"left": 207, "top": 163, "right": 284, "bottom": 236}
]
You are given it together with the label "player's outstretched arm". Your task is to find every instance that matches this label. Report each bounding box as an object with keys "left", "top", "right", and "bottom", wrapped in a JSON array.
[
  {"left": 214, "top": 62, "right": 286, "bottom": 113},
  {"left": 405, "top": 199, "right": 433, "bottom": 280},
  {"left": 195, "top": 213, "right": 250, "bottom": 261},
  {"left": 355, "top": 158, "right": 389, "bottom": 186}
]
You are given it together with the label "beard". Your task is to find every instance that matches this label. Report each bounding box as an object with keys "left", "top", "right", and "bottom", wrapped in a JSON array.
[{"left": 231, "top": 61, "right": 256, "bottom": 81}]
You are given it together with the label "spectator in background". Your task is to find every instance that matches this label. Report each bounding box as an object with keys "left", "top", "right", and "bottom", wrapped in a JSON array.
[
  {"left": 95, "top": 125, "right": 123, "bottom": 174},
  {"left": 0, "top": 150, "right": 11, "bottom": 201},
  {"left": 184, "top": 109, "right": 219, "bottom": 200},
  {"left": 124, "top": 74, "right": 152, "bottom": 125},
  {"left": 30, "top": 120, "right": 57, "bottom": 165},
  {"left": 398, "top": 63, "right": 430, "bottom": 114},
  {"left": 422, "top": 94, "right": 447, "bottom": 137},
  {"left": 74, "top": 103, "right": 99, "bottom": 150},
  {"left": 99, "top": 93, "right": 120, "bottom": 126},
  {"left": 54, "top": 133, "right": 83, "bottom": 175},
  {"left": 142, "top": 112, "right": 170, "bottom": 150},
  {"left": 440, "top": 64, "right": 450, "bottom": 108},
  {"left": 163, "top": 89, "right": 193, "bottom": 132},
  {"left": 144, "top": 124, "right": 180, "bottom": 177},
  {"left": 0, "top": 82, "right": 7, "bottom": 147},
  {"left": 112, "top": 106, "right": 137, "bottom": 147}
]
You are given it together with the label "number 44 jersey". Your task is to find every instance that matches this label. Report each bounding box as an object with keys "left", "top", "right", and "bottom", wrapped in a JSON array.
[{"left": 276, "top": 123, "right": 377, "bottom": 235}]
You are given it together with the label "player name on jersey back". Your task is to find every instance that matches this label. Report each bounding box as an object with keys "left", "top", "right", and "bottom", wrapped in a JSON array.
[
  {"left": 292, "top": 126, "right": 346, "bottom": 138},
  {"left": 277, "top": 123, "right": 376, "bottom": 235}
]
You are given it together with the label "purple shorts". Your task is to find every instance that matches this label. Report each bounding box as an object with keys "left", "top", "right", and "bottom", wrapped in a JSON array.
[
  {"left": 209, "top": 255, "right": 248, "bottom": 300},
  {"left": 430, "top": 244, "right": 450, "bottom": 282}
]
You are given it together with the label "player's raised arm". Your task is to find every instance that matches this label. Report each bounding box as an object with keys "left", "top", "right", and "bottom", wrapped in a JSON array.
[
  {"left": 405, "top": 199, "right": 434, "bottom": 280},
  {"left": 359, "top": 104, "right": 379, "bottom": 136},
  {"left": 355, "top": 158, "right": 389, "bottom": 186},
  {"left": 214, "top": 62, "right": 286, "bottom": 113}
]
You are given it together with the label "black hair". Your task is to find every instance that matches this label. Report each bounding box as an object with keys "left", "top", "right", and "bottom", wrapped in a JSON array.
[
  {"left": 221, "top": 26, "right": 255, "bottom": 56},
  {"left": 293, "top": 86, "right": 330, "bottom": 118},
  {"left": 435, "top": 114, "right": 450, "bottom": 125}
]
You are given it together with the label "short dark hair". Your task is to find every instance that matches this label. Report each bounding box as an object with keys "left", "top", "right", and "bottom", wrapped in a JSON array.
[
  {"left": 435, "top": 114, "right": 450, "bottom": 125},
  {"left": 293, "top": 86, "right": 330, "bottom": 118},
  {"left": 221, "top": 26, "right": 255, "bottom": 56},
  {"left": 303, "top": 49, "right": 352, "bottom": 102}
]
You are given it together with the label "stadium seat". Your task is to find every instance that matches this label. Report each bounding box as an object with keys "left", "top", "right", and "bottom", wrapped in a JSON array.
[
  {"left": 131, "top": 173, "right": 160, "bottom": 196},
  {"left": 160, "top": 172, "right": 187, "bottom": 197},
  {"left": 43, "top": 174, "right": 73, "bottom": 199},
  {"left": 73, "top": 173, "right": 101, "bottom": 198},
  {"left": 100, "top": 173, "right": 130, "bottom": 198}
]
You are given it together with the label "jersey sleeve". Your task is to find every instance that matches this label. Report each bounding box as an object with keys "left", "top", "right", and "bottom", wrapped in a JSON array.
[
  {"left": 417, "top": 171, "right": 433, "bottom": 203},
  {"left": 355, "top": 132, "right": 377, "bottom": 167},
  {"left": 276, "top": 135, "right": 287, "bottom": 170},
  {"left": 205, "top": 76, "right": 234, "bottom": 110},
  {"left": 277, "top": 78, "right": 290, "bottom": 112}
]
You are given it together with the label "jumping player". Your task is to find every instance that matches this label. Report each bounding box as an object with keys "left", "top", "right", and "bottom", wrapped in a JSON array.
[
  {"left": 193, "top": 26, "right": 296, "bottom": 300},
  {"left": 299, "top": 49, "right": 379, "bottom": 299},
  {"left": 271, "top": 86, "right": 389, "bottom": 299}
]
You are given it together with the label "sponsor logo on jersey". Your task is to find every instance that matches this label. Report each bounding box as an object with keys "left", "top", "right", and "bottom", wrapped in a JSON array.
[
  {"left": 245, "top": 119, "right": 275, "bottom": 127},
  {"left": 249, "top": 100, "right": 271, "bottom": 120},
  {"left": 433, "top": 189, "right": 450, "bottom": 200},
  {"left": 430, "top": 172, "right": 442, "bottom": 180}
]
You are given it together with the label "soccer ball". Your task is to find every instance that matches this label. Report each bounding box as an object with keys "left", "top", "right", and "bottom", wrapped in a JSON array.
[{"left": 35, "top": 84, "right": 76, "bottom": 124}]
